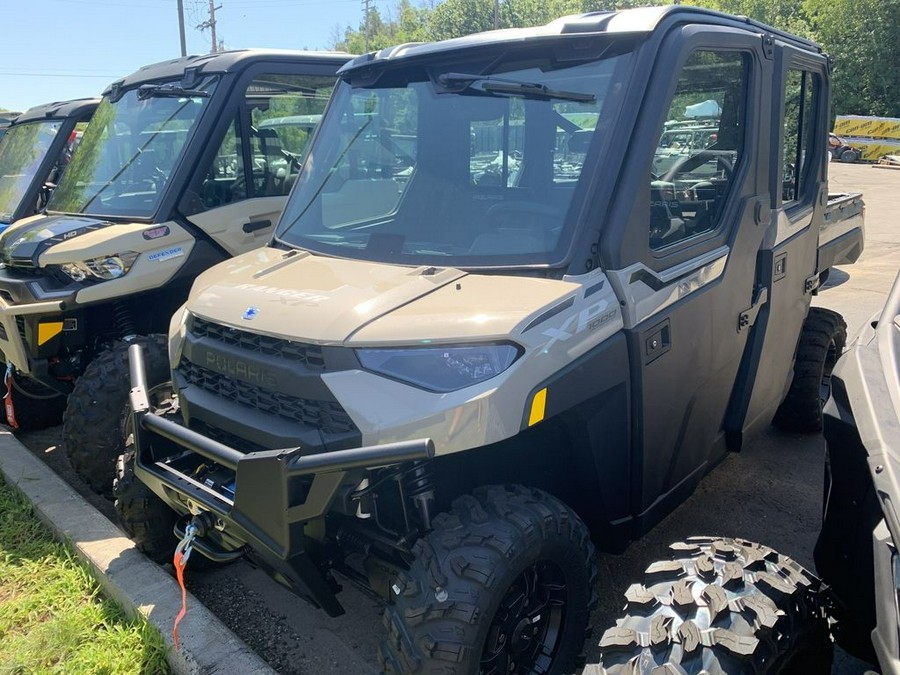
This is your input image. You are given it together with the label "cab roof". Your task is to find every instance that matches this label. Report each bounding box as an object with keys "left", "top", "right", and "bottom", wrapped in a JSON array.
[
  {"left": 104, "top": 49, "right": 352, "bottom": 96},
  {"left": 342, "top": 5, "right": 820, "bottom": 73},
  {"left": 14, "top": 98, "right": 101, "bottom": 124}
]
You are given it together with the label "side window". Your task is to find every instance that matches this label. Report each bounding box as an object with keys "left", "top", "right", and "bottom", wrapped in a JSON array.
[
  {"left": 650, "top": 50, "right": 748, "bottom": 250},
  {"left": 782, "top": 69, "right": 817, "bottom": 205},
  {"left": 198, "top": 116, "right": 244, "bottom": 210},
  {"left": 186, "top": 73, "right": 335, "bottom": 215},
  {"left": 249, "top": 74, "right": 336, "bottom": 198}
]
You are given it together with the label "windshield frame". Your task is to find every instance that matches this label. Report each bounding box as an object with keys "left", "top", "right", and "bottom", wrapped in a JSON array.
[
  {"left": 46, "top": 75, "right": 221, "bottom": 222},
  {"left": 0, "top": 119, "right": 66, "bottom": 225},
  {"left": 274, "top": 38, "right": 637, "bottom": 272}
]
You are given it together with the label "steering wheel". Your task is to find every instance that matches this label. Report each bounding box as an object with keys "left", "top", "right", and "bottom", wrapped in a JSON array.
[{"left": 662, "top": 150, "right": 734, "bottom": 184}]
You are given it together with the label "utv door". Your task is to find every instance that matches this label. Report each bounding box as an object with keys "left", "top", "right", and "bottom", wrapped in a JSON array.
[
  {"left": 724, "top": 45, "right": 829, "bottom": 441},
  {"left": 603, "top": 28, "right": 772, "bottom": 531},
  {"left": 180, "top": 65, "right": 337, "bottom": 256}
]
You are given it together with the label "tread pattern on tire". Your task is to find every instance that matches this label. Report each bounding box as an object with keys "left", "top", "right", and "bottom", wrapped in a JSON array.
[
  {"left": 379, "top": 484, "right": 598, "bottom": 674},
  {"left": 586, "top": 536, "right": 832, "bottom": 675},
  {"left": 64, "top": 334, "right": 169, "bottom": 495},
  {"left": 113, "top": 450, "right": 180, "bottom": 565},
  {"left": 774, "top": 307, "right": 847, "bottom": 433}
]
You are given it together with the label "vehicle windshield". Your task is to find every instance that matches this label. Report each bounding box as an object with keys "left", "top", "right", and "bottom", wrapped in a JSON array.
[
  {"left": 48, "top": 77, "right": 217, "bottom": 218},
  {"left": 276, "top": 44, "right": 633, "bottom": 268},
  {"left": 0, "top": 120, "right": 63, "bottom": 224}
]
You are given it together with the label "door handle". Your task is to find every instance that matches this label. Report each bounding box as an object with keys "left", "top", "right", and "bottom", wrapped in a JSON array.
[{"left": 242, "top": 219, "right": 271, "bottom": 233}]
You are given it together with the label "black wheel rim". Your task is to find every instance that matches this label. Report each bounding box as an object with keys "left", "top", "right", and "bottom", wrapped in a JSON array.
[{"left": 480, "top": 560, "right": 567, "bottom": 675}]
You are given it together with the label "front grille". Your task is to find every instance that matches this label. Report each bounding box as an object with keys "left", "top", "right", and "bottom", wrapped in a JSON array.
[
  {"left": 178, "top": 360, "right": 356, "bottom": 434},
  {"left": 15, "top": 316, "right": 25, "bottom": 344},
  {"left": 192, "top": 316, "right": 324, "bottom": 369},
  {"left": 189, "top": 418, "right": 269, "bottom": 454}
]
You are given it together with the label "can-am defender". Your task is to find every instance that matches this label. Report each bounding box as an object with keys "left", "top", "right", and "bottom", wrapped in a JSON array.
[
  {"left": 0, "top": 98, "right": 99, "bottom": 230},
  {"left": 125, "top": 7, "right": 862, "bottom": 672},
  {"left": 0, "top": 50, "right": 348, "bottom": 490}
]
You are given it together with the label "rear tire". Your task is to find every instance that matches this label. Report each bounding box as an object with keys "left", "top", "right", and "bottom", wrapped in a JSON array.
[
  {"left": 64, "top": 335, "right": 169, "bottom": 496},
  {"left": 1, "top": 374, "right": 67, "bottom": 430},
  {"left": 773, "top": 307, "right": 847, "bottom": 433},
  {"left": 588, "top": 536, "right": 833, "bottom": 674},
  {"left": 380, "top": 485, "right": 597, "bottom": 674},
  {"left": 839, "top": 148, "right": 860, "bottom": 163}
]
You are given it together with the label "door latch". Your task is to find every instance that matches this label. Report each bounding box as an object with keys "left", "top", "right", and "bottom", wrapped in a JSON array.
[
  {"left": 804, "top": 273, "right": 820, "bottom": 295},
  {"left": 738, "top": 286, "right": 768, "bottom": 333}
]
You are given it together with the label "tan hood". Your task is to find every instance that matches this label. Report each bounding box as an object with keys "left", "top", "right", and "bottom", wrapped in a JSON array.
[
  {"left": 188, "top": 248, "right": 579, "bottom": 345},
  {"left": 187, "top": 248, "right": 467, "bottom": 344}
]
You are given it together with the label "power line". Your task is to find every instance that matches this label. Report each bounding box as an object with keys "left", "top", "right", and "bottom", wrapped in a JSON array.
[{"left": 196, "top": 0, "right": 222, "bottom": 53}]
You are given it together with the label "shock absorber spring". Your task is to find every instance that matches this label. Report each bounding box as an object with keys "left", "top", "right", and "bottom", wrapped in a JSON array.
[
  {"left": 404, "top": 461, "right": 435, "bottom": 531},
  {"left": 113, "top": 300, "right": 137, "bottom": 338}
]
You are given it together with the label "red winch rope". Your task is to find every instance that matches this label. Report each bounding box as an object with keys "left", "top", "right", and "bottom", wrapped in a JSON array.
[
  {"left": 173, "top": 549, "right": 189, "bottom": 651},
  {"left": 4, "top": 368, "right": 18, "bottom": 429}
]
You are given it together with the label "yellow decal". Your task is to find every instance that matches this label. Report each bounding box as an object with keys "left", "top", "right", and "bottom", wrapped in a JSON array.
[
  {"left": 37, "top": 322, "right": 63, "bottom": 346},
  {"left": 528, "top": 388, "right": 547, "bottom": 427}
]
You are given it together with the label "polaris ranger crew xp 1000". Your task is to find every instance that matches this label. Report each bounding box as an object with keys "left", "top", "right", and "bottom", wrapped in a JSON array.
[
  {"left": 124, "top": 7, "right": 862, "bottom": 673},
  {"left": 0, "top": 50, "right": 349, "bottom": 491}
]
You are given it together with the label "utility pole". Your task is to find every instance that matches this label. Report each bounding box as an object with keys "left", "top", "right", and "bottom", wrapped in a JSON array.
[
  {"left": 176, "top": 0, "right": 187, "bottom": 56},
  {"left": 196, "top": 0, "right": 222, "bottom": 54},
  {"left": 494, "top": 0, "right": 499, "bottom": 29},
  {"left": 361, "top": 0, "right": 372, "bottom": 51}
]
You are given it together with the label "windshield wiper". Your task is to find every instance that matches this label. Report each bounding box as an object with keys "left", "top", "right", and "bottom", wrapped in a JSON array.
[
  {"left": 437, "top": 72, "right": 595, "bottom": 104},
  {"left": 137, "top": 83, "right": 210, "bottom": 100}
]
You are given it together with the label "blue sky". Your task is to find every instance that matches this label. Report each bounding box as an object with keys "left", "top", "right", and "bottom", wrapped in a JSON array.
[{"left": 1, "top": 0, "right": 367, "bottom": 112}]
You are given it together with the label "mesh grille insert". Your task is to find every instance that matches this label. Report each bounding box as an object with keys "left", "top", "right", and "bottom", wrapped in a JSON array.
[
  {"left": 178, "top": 360, "right": 356, "bottom": 434},
  {"left": 191, "top": 316, "right": 325, "bottom": 369}
]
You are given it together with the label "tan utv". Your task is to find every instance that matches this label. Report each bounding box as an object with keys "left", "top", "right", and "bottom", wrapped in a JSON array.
[
  {"left": 0, "top": 98, "right": 99, "bottom": 230},
  {"left": 0, "top": 49, "right": 349, "bottom": 493},
  {"left": 125, "top": 7, "right": 863, "bottom": 673}
]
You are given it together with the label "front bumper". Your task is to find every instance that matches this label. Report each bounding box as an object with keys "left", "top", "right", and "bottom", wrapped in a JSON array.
[
  {"left": 0, "top": 275, "right": 82, "bottom": 386},
  {"left": 128, "top": 343, "right": 434, "bottom": 616}
]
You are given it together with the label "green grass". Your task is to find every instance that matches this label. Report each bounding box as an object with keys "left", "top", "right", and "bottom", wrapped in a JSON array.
[{"left": 0, "top": 476, "right": 169, "bottom": 674}]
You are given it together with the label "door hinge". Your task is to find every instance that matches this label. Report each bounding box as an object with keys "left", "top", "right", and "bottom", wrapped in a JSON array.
[
  {"left": 738, "top": 286, "right": 768, "bottom": 333},
  {"left": 805, "top": 273, "right": 820, "bottom": 295},
  {"left": 761, "top": 33, "right": 775, "bottom": 60}
]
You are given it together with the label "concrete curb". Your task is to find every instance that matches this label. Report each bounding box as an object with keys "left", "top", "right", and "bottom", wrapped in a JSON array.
[{"left": 0, "top": 429, "right": 276, "bottom": 675}]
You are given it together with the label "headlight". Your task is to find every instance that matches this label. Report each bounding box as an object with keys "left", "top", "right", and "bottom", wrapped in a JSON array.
[
  {"left": 58, "top": 251, "right": 139, "bottom": 282},
  {"left": 356, "top": 343, "right": 521, "bottom": 392}
]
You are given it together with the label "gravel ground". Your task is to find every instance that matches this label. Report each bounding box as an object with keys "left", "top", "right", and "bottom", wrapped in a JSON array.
[{"left": 13, "top": 160, "right": 893, "bottom": 674}]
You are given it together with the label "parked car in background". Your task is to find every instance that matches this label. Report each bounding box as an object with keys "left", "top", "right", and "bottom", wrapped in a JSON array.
[
  {"left": 0, "top": 50, "right": 349, "bottom": 494},
  {"left": 829, "top": 132, "right": 862, "bottom": 162},
  {"left": 0, "top": 115, "right": 15, "bottom": 140},
  {"left": 0, "top": 99, "right": 99, "bottom": 231}
]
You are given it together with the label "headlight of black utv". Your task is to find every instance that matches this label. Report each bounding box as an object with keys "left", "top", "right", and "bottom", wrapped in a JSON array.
[{"left": 356, "top": 343, "right": 521, "bottom": 392}]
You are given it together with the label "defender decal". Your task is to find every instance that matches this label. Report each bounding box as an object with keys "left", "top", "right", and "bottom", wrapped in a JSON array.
[{"left": 148, "top": 247, "right": 185, "bottom": 262}]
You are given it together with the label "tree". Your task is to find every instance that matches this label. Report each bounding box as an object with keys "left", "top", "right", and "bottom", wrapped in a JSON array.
[
  {"left": 804, "top": 0, "right": 900, "bottom": 117},
  {"left": 335, "top": 0, "right": 900, "bottom": 119}
]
